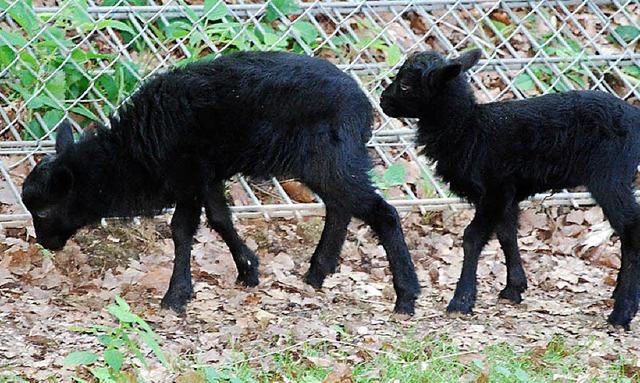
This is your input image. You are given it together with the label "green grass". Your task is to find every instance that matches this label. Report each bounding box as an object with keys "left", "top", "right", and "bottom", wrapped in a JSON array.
[
  {"left": 166, "top": 334, "right": 636, "bottom": 383},
  {"left": 2, "top": 333, "right": 637, "bottom": 382}
]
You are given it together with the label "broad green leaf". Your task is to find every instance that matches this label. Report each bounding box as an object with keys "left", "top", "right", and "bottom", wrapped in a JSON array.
[
  {"left": 204, "top": 367, "right": 224, "bottom": 381},
  {"left": 45, "top": 71, "right": 66, "bottom": 100},
  {"left": 99, "top": 74, "right": 119, "bottom": 101},
  {"left": 27, "top": 118, "right": 46, "bottom": 139},
  {"left": 104, "top": 349, "right": 124, "bottom": 372},
  {"left": 494, "top": 365, "right": 512, "bottom": 377},
  {"left": 0, "top": 30, "right": 29, "bottom": 47},
  {"left": 514, "top": 73, "right": 535, "bottom": 91},
  {"left": 42, "top": 26, "right": 73, "bottom": 48},
  {"left": 17, "top": 69, "right": 36, "bottom": 89},
  {"left": 624, "top": 65, "right": 640, "bottom": 78},
  {"left": 292, "top": 20, "right": 319, "bottom": 45},
  {"left": 97, "top": 334, "right": 113, "bottom": 347},
  {"left": 384, "top": 44, "right": 402, "bottom": 66},
  {"left": 552, "top": 76, "right": 570, "bottom": 92},
  {"left": 135, "top": 316, "right": 157, "bottom": 337},
  {"left": 263, "top": 31, "right": 287, "bottom": 48},
  {"left": 189, "top": 30, "right": 204, "bottom": 48},
  {"left": 245, "top": 29, "right": 264, "bottom": 50},
  {"left": 116, "top": 61, "right": 142, "bottom": 94},
  {"left": 205, "top": 21, "right": 242, "bottom": 35},
  {"left": 35, "top": 40, "right": 60, "bottom": 55},
  {"left": 562, "top": 37, "right": 582, "bottom": 54},
  {"left": 170, "top": 29, "right": 190, "bottom": 39},
  {"left": 89, "top": 367, "right": 112, "bottom": 381},
  {"left": 131, "top": 346, "right": 149, "bottom": 369},
  {"left": 158, "top": 18, "right": 189, "bottom": 37},
  {"left": 107, "top": 304, "right": 138, "bottom": 323},
  {"left": 3, "top": 0, "right": 40, "bottom": 37},
  {"left": 114, "top": 295, "right": 131, "bottom": 311},
  {"left": 5, "top": 82, "right": 31, "bottom": 100},
  {"left": 566, "top": 73, "right": 586, "bottom": 88},
  {"left": 383, "top": 163, "right": 405, "bottom": 187},
  {"left": 97, "top": 20, "right": 135, "bottom": 35},
  {"left": 265, "top": 0, "right": 300, "bottom": 22},
  {"left": 490, "top": 19, "right": 512, "bottom": 36},
  {"left": 19, "top": 51, "right": 37, "bottom": 68},
  {"left": 70, "top": 105, "right": 99, "bottom": 121},
  {"left": 514, "top": 367, "right": 530, "bottom": 382},
  {"left": 27, "top": 94, "right": 61, "bottom": 110},
  {"left": 68, "top": 326, "right": 100, "bottom": 333},
  {"left": 138, "top": 331, "right": 170, "bottom": 369},
  {"left": 367, "top": 169, "right": 385, "bottom": 190},
  {"left": 0, "top": 46, "right": 16, "bottom": 68},
  {"left": 64, "top": 0, "right": 93, "bottom": 25},
  {"left": 42, "top": 109, "right": 65, "bottom": 132},
  {"left": 204, "top": 0, "right": 228, "bottom": 21},
  {"left": 614, "top": 25, "right": 640, "bottom": 43},
  {"left": 332, "top": 35, "right": 355, "bottom": 46},
  {"left": 62, "top": 351, "right": 99, "bottom": 366},
  {"left": 86, "top": 52, "right": 117, "bottom": 60},
  {"left": 71, "top": 49, "right": 87, "bottom": 62},
  {"left": 180, "top": 0, "right": 201, "bottom": 23}
]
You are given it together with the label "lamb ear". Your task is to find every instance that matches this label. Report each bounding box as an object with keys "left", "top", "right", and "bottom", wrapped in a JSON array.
[
  {"left": 50, "top": 166, "right": 74, "bottom": 199},
  {"left": 454, "top": 48, "right": 482, "bottom": 72},
  {"left": 424, "top": 63, "right": 462, "bottom": 89},
  {"left": 55, "top": 119, "right": 75, "bottom": 155}
]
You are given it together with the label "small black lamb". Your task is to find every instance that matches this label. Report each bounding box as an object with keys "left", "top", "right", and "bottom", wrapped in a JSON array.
[
  {"left": 21, "top": 51, "right": 420, "bottom": 315},
  {"left": 381, "top": 48, "right": 640, "bottom": 329}
]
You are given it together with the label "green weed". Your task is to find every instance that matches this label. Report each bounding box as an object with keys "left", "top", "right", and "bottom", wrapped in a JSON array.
[{"left": 63, "top": 295, "right": 170, "bottom": 382}]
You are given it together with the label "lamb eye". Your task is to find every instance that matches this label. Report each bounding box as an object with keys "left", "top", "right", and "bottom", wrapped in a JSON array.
[
  {"left": 36, "top": 211, "right": 48, "bottom": 219},
  {"left": 400, "top": 83, "right": 411, "bottom": 92}
]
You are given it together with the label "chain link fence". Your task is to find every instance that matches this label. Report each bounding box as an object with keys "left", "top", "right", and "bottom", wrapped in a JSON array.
[{"left": 1, "top": 0, "right": 639, "bottom": 227}]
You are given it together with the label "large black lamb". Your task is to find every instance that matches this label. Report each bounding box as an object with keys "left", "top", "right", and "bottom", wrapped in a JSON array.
[
  {"left": 381, "top": 48, "right": 640, "bottom": 329},
  {"left": 21, "top": 51, "right": 420, "bottom": 315}
]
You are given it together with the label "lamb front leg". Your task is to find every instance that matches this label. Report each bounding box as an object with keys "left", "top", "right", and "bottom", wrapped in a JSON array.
[
  {"left": 161, "top": 198, "right": 202, "bottom": 313},
  {"left": 447, "top": 197, "right": 504, "bottom": 314}
]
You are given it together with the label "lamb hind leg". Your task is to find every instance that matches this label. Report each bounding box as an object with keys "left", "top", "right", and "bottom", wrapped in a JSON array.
[
  {"left": 590, "top": 184, "right": 640, "bottom": 330},
  {"left": 608, "top": 229, "right": 640, "bottom": 330},
  {"left": 496, "top": 203, "right": 527, "bottom": 303},
  {"left": 204, "top": 181, "right": 259, "bottom": 287},
  {"left": 161, "top": 198, "right": 202, "bottom": 313},
  {"left": 305, "top": 175, "right": 420, "bottom": 314},
  {"left": 353, "top": 194, "right": 420, "bottom": 315}
]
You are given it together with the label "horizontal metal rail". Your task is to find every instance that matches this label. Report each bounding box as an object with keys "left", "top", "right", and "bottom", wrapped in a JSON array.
[
  {"left": 1, "top": 191, "right": 633, "bottom": 228},
  {"left": 25, "top": 0, "right": 619, "bottom": 19}
]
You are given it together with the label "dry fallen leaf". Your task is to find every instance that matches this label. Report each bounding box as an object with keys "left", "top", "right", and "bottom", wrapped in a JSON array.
[
  {"left": 281, "top": 181, "right": 315, "bottom": 203},
  {"left": 323, "top": 363, "right": 354, "bottom": 383}
]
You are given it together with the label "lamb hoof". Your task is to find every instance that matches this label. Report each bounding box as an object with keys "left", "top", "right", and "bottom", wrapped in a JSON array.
[
  {"left": 236, "top": 269, "right": 260, "bottom": 287},
  {"left": 160, "top": 285, "right": 193, "bottom": 314},
  {"left": 608, "top": 307, "right": 636, "bottom": 331},
  {"left": 303, "top": 271, "right": 326, "bottom": 290},
  {"left": 393, "top": 298, "right": 416, "bottom": 316},
  {"left": 446, "top": 297, "right": 475, "bottom": 315},
  {"left": 499, "top": 286, "right": 524, "bottom": 304}
]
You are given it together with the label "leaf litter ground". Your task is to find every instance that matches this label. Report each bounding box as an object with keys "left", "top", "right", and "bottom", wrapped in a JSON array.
[{"left": 2, "top": 203, "right": 640, "bottom": 380}]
